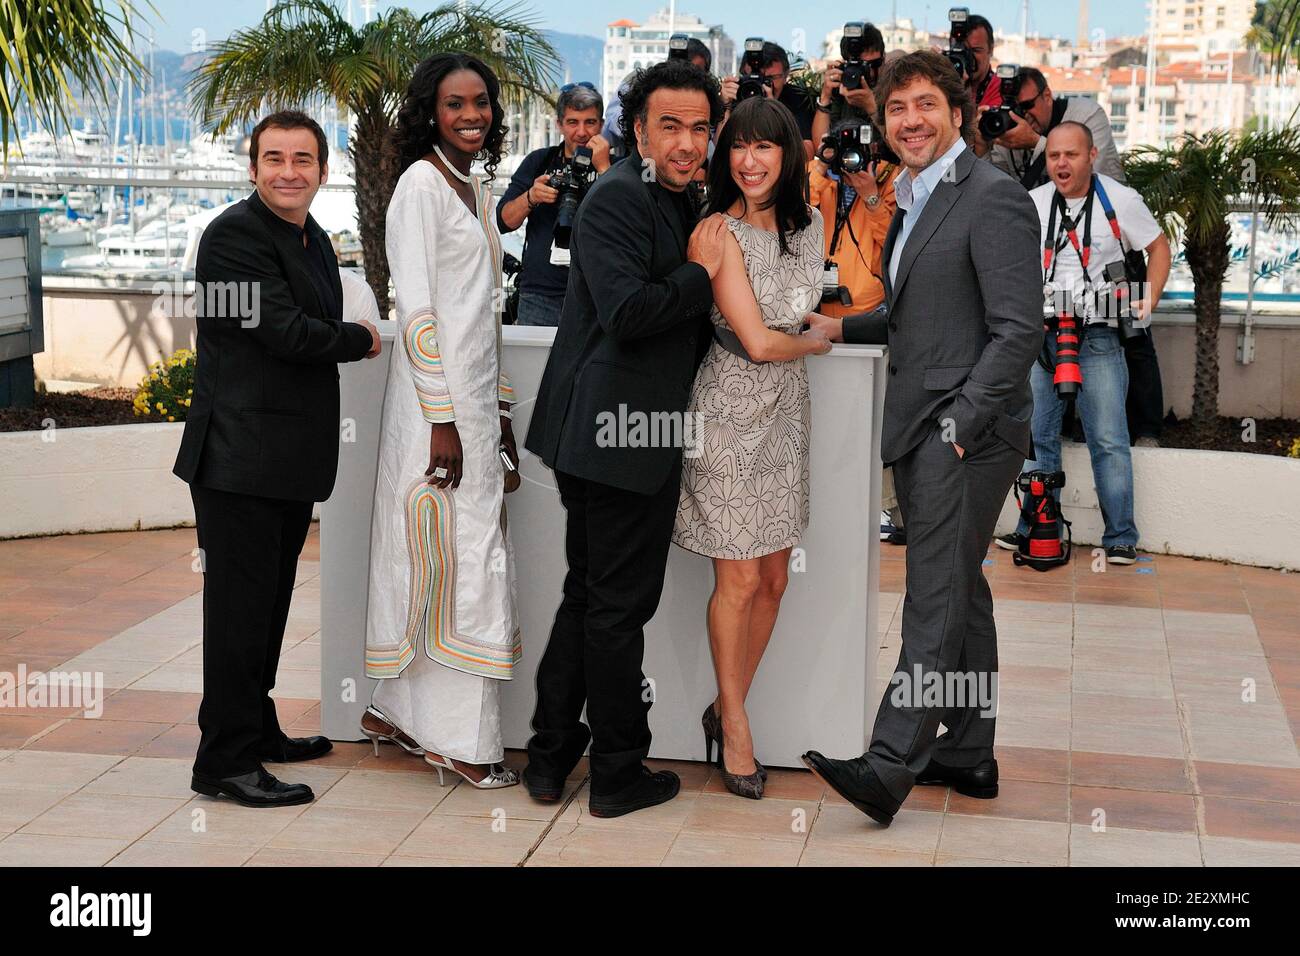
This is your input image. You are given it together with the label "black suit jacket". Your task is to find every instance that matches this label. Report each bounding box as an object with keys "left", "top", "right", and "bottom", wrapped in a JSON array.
[
  {"left": 842, "top": 146, "right": 1043, "bottom": 464},
  {"left": 524, "top": 156, "right": 715, "bottom": 495},
  {"left": 173, "top": 191, "right": 373, "bottom": 502}
]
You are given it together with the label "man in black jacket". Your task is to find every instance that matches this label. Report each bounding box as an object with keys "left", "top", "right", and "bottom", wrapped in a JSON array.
[
  {"left": 522, "top": 60, "right": 725, "bottom": 817},
  {"left": 174, "top": 111, "right": 380, "bottom": 808}
]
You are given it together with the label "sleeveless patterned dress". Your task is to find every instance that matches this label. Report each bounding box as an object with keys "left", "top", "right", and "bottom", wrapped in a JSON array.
[{"left": 673, "top": 207, "right": 824, "bottom": 560}]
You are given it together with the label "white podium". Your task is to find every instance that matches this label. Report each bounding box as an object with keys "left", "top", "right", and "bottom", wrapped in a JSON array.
[{"left": 321, "top": 324, "right": 887, "bottom": 767}]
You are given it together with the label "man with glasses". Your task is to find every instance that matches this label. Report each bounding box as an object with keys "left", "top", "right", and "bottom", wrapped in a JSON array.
[
  {"left": 498, "top": 81, "right": 611, "bottom": 327},
  {"left": 981, "top": 67, "right": 1123, "bottom": 189}
]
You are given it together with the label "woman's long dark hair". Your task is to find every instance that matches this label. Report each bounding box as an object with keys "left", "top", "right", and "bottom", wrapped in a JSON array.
[
  {"left": 388, "top": 52, "right": 508, "bottom": 182},
  {"left": 705, "top": 97, "right": 810, "bottom": 255}
]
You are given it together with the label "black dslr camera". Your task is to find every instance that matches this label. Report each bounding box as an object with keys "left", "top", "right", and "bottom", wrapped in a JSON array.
[
  {"left": 838, "top": 22, "right": 881, "bottom": 92},
  {"left": 549, "top": 146, "right": 595, "bottom": 249},
  {"left": 944, "top": 7, "right": 978, "bottom": 79},
  {"left": 1101, "top": 259, "right": 1149, "bottom": 340},
  {"left": 978, "top": 64, "right": 1023, "bottom": 139},
  {"left": 736, "top": 38, "right": 769, "bottom": 101},
  {"left": 667, "top": 33, "right": 690, "bottom": 61},
  {"left": 818, "top": 122, "right": 874, "bottom": 175}
]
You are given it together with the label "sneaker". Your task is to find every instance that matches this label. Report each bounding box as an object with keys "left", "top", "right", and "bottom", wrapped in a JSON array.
[
  {"left": 995, "top": 532, "right": 1024, "bottom": 552},
  {"left": 589, "top": 767, "right": 680, "bottom": 818},
  {"left": 1106, "top": 545, "right": 1138, "bottom": 565},
  {"left": 880, "top": 511, "right": 895, "bottom": 541}
]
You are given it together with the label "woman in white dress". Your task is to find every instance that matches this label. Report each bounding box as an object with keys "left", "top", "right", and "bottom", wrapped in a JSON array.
[{"left": 360, "top": 53, "right": 520, "bottom": 789}]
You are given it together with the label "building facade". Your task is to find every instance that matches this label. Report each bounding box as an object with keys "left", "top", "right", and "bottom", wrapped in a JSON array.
[{"left": 602, "top": 9, "right": 734, "bottom": 99}]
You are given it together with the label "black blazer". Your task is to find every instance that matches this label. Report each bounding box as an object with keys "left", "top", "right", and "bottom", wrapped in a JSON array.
[
  {"left": 842, "top": 146, "right": 1043, "bottom": 463},
  {"left": 173, "top": 191, "right": 373, "bottom": 502},
  {"left": 524, "top": 156, "right": 715, "bottom": 495}
]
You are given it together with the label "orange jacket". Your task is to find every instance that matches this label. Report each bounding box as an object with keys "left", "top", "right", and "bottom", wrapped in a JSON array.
[{"left": 807, "top": 160, "right": 898, "bottom": 317}]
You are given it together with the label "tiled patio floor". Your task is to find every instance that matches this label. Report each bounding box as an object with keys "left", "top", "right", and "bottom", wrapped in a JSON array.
[{"left": 2, "top": 526, "right": 1298, "bottom": 866}]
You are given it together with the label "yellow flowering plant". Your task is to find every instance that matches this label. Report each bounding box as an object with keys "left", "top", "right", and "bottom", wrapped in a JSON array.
[{"left": 133, "top": 348, "right": 196, "bottom": 423}]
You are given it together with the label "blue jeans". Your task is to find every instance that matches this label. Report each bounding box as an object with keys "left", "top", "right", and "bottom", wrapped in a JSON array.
[
  {"left": 516, "top": 291, "right": 565, "bottom": 327},
  {"left": 1016, "top": 325, "right": 1138, "bottom": 548}
]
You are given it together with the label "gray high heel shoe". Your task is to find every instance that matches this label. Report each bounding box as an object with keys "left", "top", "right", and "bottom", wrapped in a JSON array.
[{"left": 702, "top": 703, "right": 767, "bottom": 782}]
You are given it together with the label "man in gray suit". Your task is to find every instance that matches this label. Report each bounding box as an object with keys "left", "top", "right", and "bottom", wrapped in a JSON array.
[{"left": 803, "top": 50, "right": 1044, "bottom": 826}]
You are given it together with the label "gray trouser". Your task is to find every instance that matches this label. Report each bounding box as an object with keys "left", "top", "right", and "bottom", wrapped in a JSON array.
[{"left": 867, "top": 423, "right": 1022, "bottom": 802}]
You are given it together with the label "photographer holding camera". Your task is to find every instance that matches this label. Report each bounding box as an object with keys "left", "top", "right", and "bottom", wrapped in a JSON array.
[
  {"left": 808, "top": 118, "right": 896, "bottom": 318},
  {"left": 996, "top": 122, "right": 1170, "bottom": 565},
  {"left": 497, "top": 82, "right": 611, "bottom": 326},
  {"left": 979, "top": 67, "right": 1122, "bottom": 187},
  {"left": 812, "top": 22, "right": 887, "bottom": 147},
  {"left": 720, "top": 40, "right": 816, "bottom": 157},
  {"left": 942, "top": 10, "right": 1002, "bottom": 111}
]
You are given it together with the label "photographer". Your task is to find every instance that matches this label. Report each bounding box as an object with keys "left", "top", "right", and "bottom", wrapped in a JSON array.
[
  {"left": 981, "top": 67, "right": 1123, "bottom": 187},
  {"left": 720, "top": 41, "right": 816, "bottom": 156},
  {"left": 996, "top": 122, "right": 1170, "bottom": 565},
  {"left": 497, "top": 82, "right": 611, "bottom": 326},
  {"left": 812, "top": 22, "right": 887, "bottom": 150},
  {"left": 808, "top": 117, "right": 896, "bottom": 317},
  {"left": 943, "top": 11, "right": 1002, "bottom": 111}
]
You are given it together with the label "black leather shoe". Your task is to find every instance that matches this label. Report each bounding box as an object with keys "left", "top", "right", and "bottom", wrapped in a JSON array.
[
  {"left": 916, "top": 757, "right": 999, "bottom": 798},
  {"left": 522, "top": 766, "right": 566, "bottom": 802},
  {"left": 589, "top": 768, "right": 680, "bottom": 818},
  {"left": 259, "top": 735, "right": 333, "bottom": 763},
  {"left": 191, "top": 768, "right": 314, "bottom": 807},
  {"left": 802, "top": 751, "right": 900, "bottom": 826}
]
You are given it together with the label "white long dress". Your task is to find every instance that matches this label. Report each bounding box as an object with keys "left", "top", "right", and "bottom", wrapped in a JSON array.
[{"left": 364, "top": 158, "right": 519, "bottom": 764}]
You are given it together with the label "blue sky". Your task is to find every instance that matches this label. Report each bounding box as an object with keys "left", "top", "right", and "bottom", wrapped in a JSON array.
[{"left": 139, "top": 1, "right": 1155, "bottom": 54}]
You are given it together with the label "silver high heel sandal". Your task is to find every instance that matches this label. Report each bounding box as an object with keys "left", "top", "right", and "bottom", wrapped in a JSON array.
[
  {"left": 360, "top": 706, "right": 425, "bottom": 757},
  {"left": 423, "top": 753, "right": 520, "bottom": 789}
]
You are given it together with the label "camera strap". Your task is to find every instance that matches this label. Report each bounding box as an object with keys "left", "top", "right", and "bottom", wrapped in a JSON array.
[
  {"left": 1043, "top": 179, "right": 1095, "bottom": 287},
  {"left": 1092, "top": 174, "right": 1128, "bottom": 251},
  {"left": 828, "top": 179, "right": 873, "bottom": 274}
]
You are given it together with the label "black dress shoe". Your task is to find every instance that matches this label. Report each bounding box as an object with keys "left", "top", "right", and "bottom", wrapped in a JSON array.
[
  {"left": 916, "top": 757, "right": 999, "bottom": 798},
  {"left": 259, "top": 735, "right": 333, "bottom": 763},
  {"left": 522, "top": 766, "right": 566, "bottom": 802},
  {"left": 802, "top": 751, "right": 900, "bottom": 826},
  {"left": 589, "top": 768, "right": 680, "bottom": 818},
  {"left": 191, "top": 768, "right": 314, "bottom": 808}
]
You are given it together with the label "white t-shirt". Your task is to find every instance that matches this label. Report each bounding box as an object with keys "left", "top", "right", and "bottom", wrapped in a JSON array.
[{"left": 1030, "top": 173, "right": 1162, "bottom": 325}]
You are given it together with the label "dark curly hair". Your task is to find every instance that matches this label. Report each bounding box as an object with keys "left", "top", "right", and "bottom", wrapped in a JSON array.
[
  {"left": 706, "top": 97, "right": 810, "bottom": 256},
  {"left": 618, "top": 57, "right": 724, "bottom": 156},
  {"left": 389, "top": 52, "right": 508, "bottom": 182}
]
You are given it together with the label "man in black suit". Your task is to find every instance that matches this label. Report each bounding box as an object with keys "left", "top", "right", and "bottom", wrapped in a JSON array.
[
  {"left": 522, "top": 59, "right": 726, "bottom": 818},
  {"left": 804, "top": 52, "right": 1043, "bottom": 825},
  {"left": 174, "top": 110, "right": 381, "bottom": 807}
]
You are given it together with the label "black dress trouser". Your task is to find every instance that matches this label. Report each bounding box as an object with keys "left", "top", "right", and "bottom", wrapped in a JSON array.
[
  {"left": 190, "top": 484, "right": 313, "bottom": 778},
  {"left": 526, "top": 460, "right": 682, "bottom": 795}
]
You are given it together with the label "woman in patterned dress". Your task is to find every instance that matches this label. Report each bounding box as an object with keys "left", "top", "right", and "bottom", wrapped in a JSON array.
[
  {"left": 360, "top": 54, "right": 520, "bottom": 789},
  {"left": 673, "top": 97, "right": 832, "bottom": 798}
]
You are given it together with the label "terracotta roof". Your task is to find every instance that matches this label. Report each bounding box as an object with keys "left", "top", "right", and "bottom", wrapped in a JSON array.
[{"left": 607, "top": 18, "right": 639, "bottom": 27}]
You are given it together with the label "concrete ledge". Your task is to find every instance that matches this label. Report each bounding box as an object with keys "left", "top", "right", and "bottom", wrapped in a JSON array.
[
  {"left": 0, "top": 422, "right": 192, "bottom": 538},
  {"left": 995, "top": 443, "right": 1300, "bottom": 570}
]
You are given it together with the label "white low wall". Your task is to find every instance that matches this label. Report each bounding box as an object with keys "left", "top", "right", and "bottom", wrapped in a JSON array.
[
  {"left": 994, "top": 443, "right": 1300, "bottom": 570},
  {"left": 0, "top": 422, "right": 193, "bottom": 538},
  {"left": 3, "top": 410, "right": 1296, "bottom": 570}
]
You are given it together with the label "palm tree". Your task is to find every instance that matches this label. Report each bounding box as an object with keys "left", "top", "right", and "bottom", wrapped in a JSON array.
[
  {"left": 0, "top": 0, "right": 149, "bottom": 156},
  {"left": 1125, "top": 127, "right": 1300, "bottom": 440},
  {"left": 189, "top": 0, "right": 560, "bottom": 315},
  {"left": 1250, "top": 0, "right": 1300, "bottom": 74}
]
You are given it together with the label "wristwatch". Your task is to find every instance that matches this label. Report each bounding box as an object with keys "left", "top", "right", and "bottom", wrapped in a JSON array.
[
  {"left": 815, "top": 101, "right": 832, "bottom": 114},
  {"left": 865, "top": 194, "right": 881, "bottom": 209}
]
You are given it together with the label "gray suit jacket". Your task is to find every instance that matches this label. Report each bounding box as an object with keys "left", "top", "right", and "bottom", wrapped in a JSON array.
[{"left": 843, "top": 145, "right": 1044, "bottom": 464}]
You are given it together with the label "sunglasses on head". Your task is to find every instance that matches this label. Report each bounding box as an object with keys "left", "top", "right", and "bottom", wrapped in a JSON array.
[{"left": 561, "top": 81, "right": 597, "bottom": 93}]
